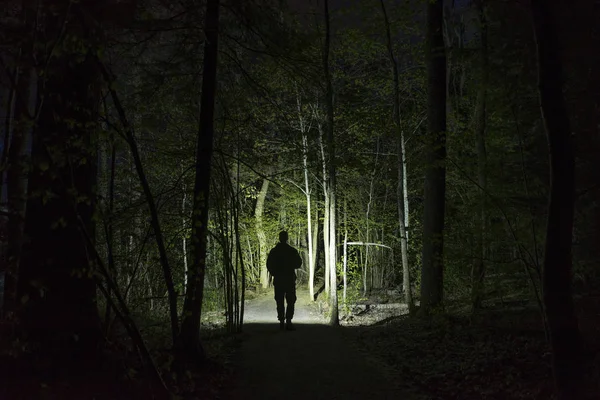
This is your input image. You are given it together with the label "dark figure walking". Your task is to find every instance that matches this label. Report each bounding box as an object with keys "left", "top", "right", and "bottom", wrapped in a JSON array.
[{"left": 267, "top": 231, "right": 302, "bottom": 330}]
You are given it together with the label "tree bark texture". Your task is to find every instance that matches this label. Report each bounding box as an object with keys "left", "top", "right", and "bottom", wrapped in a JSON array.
[
  {"left": 420, "top": 0, "right": 447, "bottom": 314},
  {"left": 179, "top": 0, "right": 220, "bottom": 361},
  {"left": 531, "top": 1, "right": 583, "bottom": 397},
  {"left": 3, "top": 49, "right": 35, "bottom": 318},
  {"left": 471, "top": 0, "right": 488, "bottom": 311},
  {"left": 17, "top": 0, "right": 103, "bottom": 361},
  {"left": 323, "top": 0, "right": 338, "bottom": 326},
  {"left": 379, "top": 0, "right": 414, "bottom": 311},
  {"left": 255, "top": 177, "right": 270, "bottom": 289}
]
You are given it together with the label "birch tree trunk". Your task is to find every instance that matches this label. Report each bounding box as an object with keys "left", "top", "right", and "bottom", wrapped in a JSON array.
[
  {"left": 343, "top": 199, "right": 348, "bottom": 302},
  {"left": 255, "top": 177, "right": 270, "bottom": 289},
  {"left": 312, "top": 205, "right": 318, "bottom": 283},
  {"left": 182, "top": 187, "right": 188, "bottom": 289},
  {"left": 323, "top": 0, "right": 339, "bottom": 326},
  {"left": 297, "top": 93, "right": 316, "bottom": 299},
  {"left": 318, "top": 124, "right": 330, "bottom": 295}
]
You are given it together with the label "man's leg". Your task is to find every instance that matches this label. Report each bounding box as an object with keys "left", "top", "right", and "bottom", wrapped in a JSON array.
[
  {"left": 285, "top": 284, "right": 297, "bottom": 330},
  {"left": 274, "top": 284, "right": 285, "bottom": 329}
]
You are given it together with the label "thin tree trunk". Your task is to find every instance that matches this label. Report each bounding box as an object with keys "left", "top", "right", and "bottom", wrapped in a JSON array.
[
  {"left": 103, "top": 132, "right": 117, "bottom": 332},
  {"left": 234, "top": 198, "right": 246, "bottom": 332},
  {"left": 402, "top": 135, "right": 409, "bottom": 241},
  {"left": 246, "top": 235, "right": 254, "bottom": 281},
  {"left": 318, "top": 124, "right": 330, "bottom": 295},
  {"left": 0, "top": 58, "right": 17, "bottom": 207},
  {"left": 182, "top": 188, "right": 188, "bottom": 289},
  {"left": 179, "top": 0, "right": 220, "bottom": 362},
  {"left": 364, "top": 189, "right": 371, "bottom": 296},
  {"left": 379, "top": 0, "right": 414, "bottom": 310},
  {"left": 299, "top": 96, "right": 315, "bottom": 298},
  {"left": 180, "top": 145, "right": 189, "bottom": 290},
  {"left": 364, "top": 138, "right": 378, "bottom": 296},
  {"left": 255, "top": 177, "right": 270, "bottom": 289},
  {"left": 471, "top": 0, "right": 488, "bottom": 312},
  {"left": 323, "top": 0, "right": 338, "bottom": 326},
  {"left": 343, "top": 198, "right": 348, "bottom": 302},
  {"left": 100, "top": 63, "right": 179, "bottom": 346},
  {"left": 4, "top": 48, "right": 35, "bottom": 318},
  {"left": 311, "top": 205, "right": 319, "bottom": 284},
  {"left": 420, "top": 0, "right": 447, "bottom": 315},
  {"left": 531, "top": 1, "right": 583, "bottom": 397}
]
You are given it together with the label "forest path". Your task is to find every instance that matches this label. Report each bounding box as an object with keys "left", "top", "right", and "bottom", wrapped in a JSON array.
[{"left": 227, "top": 289, "right": 421, "bottom": 400}]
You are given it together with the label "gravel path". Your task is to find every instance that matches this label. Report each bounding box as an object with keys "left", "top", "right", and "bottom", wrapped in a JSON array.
[{"left": 228, "top": 289, "right": 418, "bottom": 400}]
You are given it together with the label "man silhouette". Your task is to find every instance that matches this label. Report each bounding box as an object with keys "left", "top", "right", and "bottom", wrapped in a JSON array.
[{"left": 267, "top": 231, "right": 302, "bottom": 330}]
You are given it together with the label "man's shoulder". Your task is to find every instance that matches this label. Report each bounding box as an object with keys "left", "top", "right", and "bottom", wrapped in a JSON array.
[{"left": 283, "top": 243, "right": 298, "bottom": 252}]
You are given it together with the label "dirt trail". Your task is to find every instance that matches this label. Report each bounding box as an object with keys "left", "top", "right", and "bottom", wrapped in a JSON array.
[{"left": 228, "top": 289, "right": 420, "bottom": 400}]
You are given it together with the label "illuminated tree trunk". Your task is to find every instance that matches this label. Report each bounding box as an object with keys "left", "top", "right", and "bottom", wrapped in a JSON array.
[
  {"left": 318, "top": 124, "right": 330, "bottom": 295},
  {"left": 420, "top": 0, "right": 447, "bottom": 314},
  {"left": 182, "top": 188, "right": 188, "bottom": 289},
  {"left": 323, "top": 0, "right": 338, "bottom": 326},
  {"left": 343, "top": 199, "right": 348, "bottom": 302},
  {"left": 531, "top": 1, "right": 583, "bottom": 397},
  {"left": 296, "top": 91, "right": 316, "bottom": 299},
  {"left": 179, "top": 0, "right": 220, "bottom": 362},
  {"left": 311, "top": 206, "right": 318, "bottom": 285},
  {"left": 363, "top": 139, "right": 378, "bottom": 296},
  {"left": 255, "top": 177, "right": 270, "bottom": 289},
  {"left": 303, "top": 134, "right": 315, "bottom": 299}
]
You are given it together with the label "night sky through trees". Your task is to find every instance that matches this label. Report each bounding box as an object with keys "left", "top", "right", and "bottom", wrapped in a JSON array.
[{"left": 0, "top": 0, "right": 599, "bottom": 399}]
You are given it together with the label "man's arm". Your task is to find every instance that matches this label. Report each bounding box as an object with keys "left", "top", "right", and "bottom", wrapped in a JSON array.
[
  {"left": 267, "top": 250, "right": 275, "bottom": 275},
  {"left": 294, "top": 249, "right": 302, "bottom": 269}
]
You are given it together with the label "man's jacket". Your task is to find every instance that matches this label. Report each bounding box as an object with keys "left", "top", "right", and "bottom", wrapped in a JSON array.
[{"left": 267, "top": 242, "right": 302, "bottom": 285}]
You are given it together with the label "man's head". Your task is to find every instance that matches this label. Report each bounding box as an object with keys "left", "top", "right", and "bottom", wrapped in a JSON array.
[{"left": 279, "top": 230, "right": 288, "bottom": 243}]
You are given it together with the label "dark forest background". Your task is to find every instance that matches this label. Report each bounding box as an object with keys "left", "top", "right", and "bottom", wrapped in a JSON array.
[{"left": 0, "top": 0, "right": 598, "bottom": 399}]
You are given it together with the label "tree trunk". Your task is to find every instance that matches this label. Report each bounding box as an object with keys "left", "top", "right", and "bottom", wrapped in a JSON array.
[
  {"left": 364, "top": 138, "right": 378, "bottom": 296},
  {"left": 18, "top": 1, "right": 103, "bottom": 362},
  {"left": 312, "top": 205, "right": 319, "bottom": 285},
  {"left": 471, "top": 0, "right": 488, "bottom": 312},
  {"left": 420, "top": 0, "right": 447, "bottom": 314},
  {"left": 323, "top": 0, "right": 339, "bottom": 327},
  {"left": 182, "top": 188, "right": 188, "bottom": 289},
  {"left": 318, "top": 124, "right": 330, "bottom": 295},
  {"left": 0, "top": 56, "right": 17, "bottom": 216},
  {"left": 402, "top": 135, "right": 409, "bottom": 241},
  {"left": 343, "top": 198, "right": 348, "bottom": 302},
  {"left": 255, "top": 177, "right": 270, "bottom": 289},
  {"left": 179, "top": 0, "right": 220, "bottom": 362},
  {"left": 103, "top": 132, "right": 117, "bottom": 333},
  {"left": 101, "top": 66, "right": 179, "bottom": 346},
  {"left": 379, "top": 0, "right": 414, "bottom": 311},
  {"left": 531, "top": 1, "right": 583, "bottom": 397},
  {"left": 300, "top": 107, "right": 315, "bottom": 298},
  {"left": 3, "top": 51, "right": 35, "bottom": 318}
]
